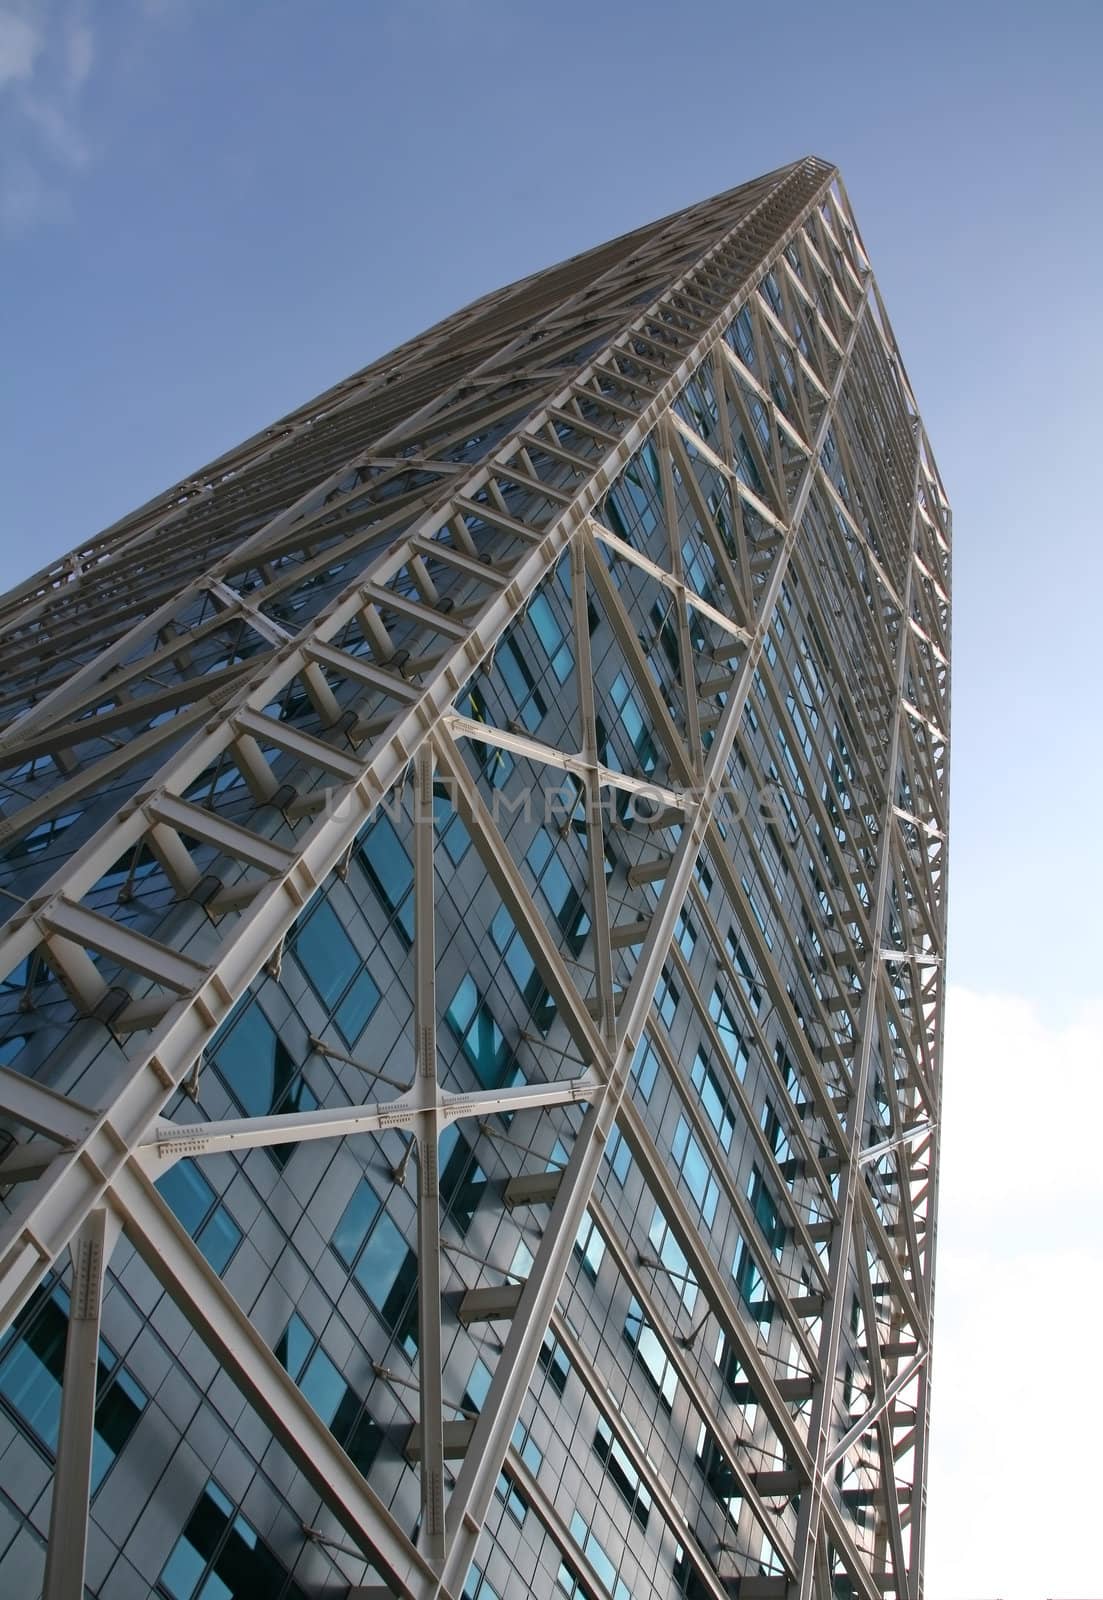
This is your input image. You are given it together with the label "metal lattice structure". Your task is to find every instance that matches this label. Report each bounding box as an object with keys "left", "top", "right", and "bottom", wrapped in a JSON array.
[{"left": 0, "top": 157, "right": 949, "bottom": 1600}]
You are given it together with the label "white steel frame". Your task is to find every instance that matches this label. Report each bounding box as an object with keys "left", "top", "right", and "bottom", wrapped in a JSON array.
[{"left": 0, "top": 157, "right": 950, "bottom": 1600}]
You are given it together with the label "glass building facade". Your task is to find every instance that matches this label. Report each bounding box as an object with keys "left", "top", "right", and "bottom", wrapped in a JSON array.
[{"left": 0, "top": 157, "right": 949, "bottom": 1600}]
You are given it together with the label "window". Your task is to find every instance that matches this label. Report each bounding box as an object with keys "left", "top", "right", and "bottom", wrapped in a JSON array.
[
  {"left": 604, "top": 1124, "right": 632, "bottom": 1183},
  {"left": 733, "top": 1238, "right": 773, "bottom": 1325},
  {"left": 675, "top": 910, "right": 696, "bottom": 960},
  {"left": 159, "top": 1479, "right": 306, "bottom": 1600},
  {"left": 490, "top": 905, "right": 555, "bottom": 1034},
  {"left": 526, "top": 831, "right": 589, "bottom": 956},
  {"left": 671, "top": 1118, "right": 719, "bottom": 1226},
  {"left": 696, "top": 1425, "right": 742, "bottom": 1519},
  {"left": 511, "top": 1414, "right": 543, "bottom": 1475},
  {"left": 208, "top": 1002, "right": 316, "bottom": 1167},
  {"left": 594, "top": 1417, "right": 651, "bottom": 1528},
  {"left": 460, "top": 688, "right": 513, "bottom": 789},
  {"left": 463, "top": 1355, "right": 492, "bottom": 1414},
  {"left": 709, "top": 987, "right": 749, "bottom": 1079},
  {"left": 0, "top": 1034, "right": 29, "bottom": 1067},
  {"left": 725, "top": 931, "right": 764, "bottom": 1014},
  {"left": 727, "top": 305, "right": 756, "bottom": 368},
  {"left": 624, "top": 1298, "right": 678, "bottom": 1410},
  {"left": 332, "top": 1180, "right": 418, "bottom": 1356},
  {"left": 691, "top": 1050, "right": 735, "bottom": 1150},
  {"left": 433, "top": 781, "right": 472, "bottom": 864},
  {"left": 3, "top": 811, "right": 80, "bottom": 863},
  {"left": 495, "top": 1468, "right": 529, "bottom": 1525},
  {"left": 358, "top": 815, "right": 414, "bottom": 942},
  {"left": 495, "top": 635, "right": 548, "bottom": 732},
  {"left": 557, "top": 1560, "right": 585, "bottom": 1599},
  {"left": 760, "top": 1100, "right": 793, "bottom": 1170},
  {"left": 569, "top": 1511, "right": 632, "bottom": 1600},
  {"left": 608, "top": 673, "right": 657, "bottom": 775},
  {"left": 439, "top": 1126, "right": 486, "bottom": 1235},
  {"left": 156, "top": 1160, "right": 242, "bottom": 1274},
  {"left": 749, "top": 1167, "right": 786, "bottom": 1258},
  {"left": 538, "top": 1331, "right": 570, "bottom": 1396},
  {"left": 0, "top": 1282, "right": 146, "bottom": 1494},
  {"left": 573, "top": 1212, "right": 605, "bottom": 1281},
  {"left": 446, "top": 977, "right": 512, "bottom": 1088},
  {"left": 741, "top": 873, "right": 774, "bottom": 949},
  {"left": 292, "top": 899, "right": 380, "bottom": 1045},
  {"left": 775, "top": 1041, "right": 802, "bottom": 1106},
  {"left": 603, "top": 443, "right": 662, "bottom": 548},
  {"left": 630, "top": 1036, "right": 660, "bottom": 1101},
  {"left": 654, "top": 967, "right": 679, "bottom": 1028},
  {"left": 528, "top": 592, "right": 573, "bottom": 682},
  {"left": 463, "top": 1566, "right": 502, "bottom": 1600},
  {"left": 674, "top": 1540, "right": 718, "bottom": 1599},
  {"left": 275, "top": 1313, "right": 381, "bottom": 1473},
  {"left": 648, "top": 1206, "right": 698, "bottom": 1311}
]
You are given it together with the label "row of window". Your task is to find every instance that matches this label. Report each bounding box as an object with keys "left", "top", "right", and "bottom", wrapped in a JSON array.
[
  {"left": 330, "top": 1127, "right": 486, "bottom": 1357},
  {"left": 159, "top": 1478, "right": 306, "bottom": 1600},
  {"left": 274, "top": 1312, "right": 382, "bottom": 1474},
  {"left": 0, "top": 1281, "right": 146, "bottom": 1496}
]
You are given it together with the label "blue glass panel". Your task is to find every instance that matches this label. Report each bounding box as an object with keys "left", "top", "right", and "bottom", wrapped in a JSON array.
[
  {"left": 540, "top": 857, "right": 571, "bottom": 914},
  {"left": 156, "top": 1160, "right": 215, "bottom": 1236},
  {"left": 300, "top": 1348, "right": 348, "bottom": 1429},
  {"left": 91, "top": 1367, "right": 146, "bottom": 1491},
  {"left": 295, "top": 900, "right": 359, "bottom": 1009},
  {"left": 355, "top": 1212, "right": 408, "bottom": 1310},
  {"left": 683, "top": 1141, "right": 710, "bottom": 1208},
  {"left": 446, "top": 976, "right": 478, "bottom": 1036},
  {"left": 464, "top": 1005, "right": 505, "bottom": 1087},
  {"left": 197, "top": 1207, "right": 241, "bottom": 1275},
  {"left": 333, "top": 1180, "right": 381, "bottom": 1266},
  {"left": 359, "top": 816, "right": 414, "bottom": 941},
  {"left": 211, "top": 1003, "right": 297, "bottom": 1118},
  {"left": 464, "top": 1357, "right": 492, "bottom": 1412},
  {"left": 334, "top": 968, "right": 380, "bottom": 1044},
  {"left": 275, "top": 1314, "right": 314, "bottom": 1380},
  {"left": 161, "top": 1537, "right": 207, "bottom": 1600},
  {"left": 630, "top": 1038, "right": 659, "bottom": 1100},
  {"left": 0, "top": 1296, "right": 64, "bottom": 1441}
]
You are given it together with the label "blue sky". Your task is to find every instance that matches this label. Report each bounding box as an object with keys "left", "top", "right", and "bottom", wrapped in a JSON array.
[{"left": 2, "top": 2, "right": 1100, "bottom": 1593}]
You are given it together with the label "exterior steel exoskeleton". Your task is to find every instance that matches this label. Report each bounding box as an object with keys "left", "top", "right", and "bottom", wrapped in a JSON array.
[{"left": 0, "top": 158, "right": 949, "bottom": 1600}]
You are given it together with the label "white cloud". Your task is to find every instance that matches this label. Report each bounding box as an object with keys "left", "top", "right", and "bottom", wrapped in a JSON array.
[
  {"left": 925, "top": 986, "right": 1103, "bottom": 1600},
  {"left": 0, "top": 3, "right": 95, "bottom": 233},
  {"left": 0, "top": 10, "right": 41, "bottom": 87}
]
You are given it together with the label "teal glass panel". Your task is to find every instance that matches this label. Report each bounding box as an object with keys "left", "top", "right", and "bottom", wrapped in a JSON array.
[
  {"left": 294, "top": 900, "right": 359, "bottom": 1009},
  {"left": 196, "top": 1207, "right": 241, "bottom": 1275},
  {"left": 332, "top": 1179, "right": 381, "bottom": 1267},
  {"left": 211, "top": 1003, "right": 297, "bottom": 1118},
  {"left": 334, "top": 968, "right": 380, "bottom": 1044}
]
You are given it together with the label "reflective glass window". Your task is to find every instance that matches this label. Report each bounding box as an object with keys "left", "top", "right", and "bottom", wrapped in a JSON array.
[{"left": 0, "top": 1283, "right": 146, "bottom": 1494}]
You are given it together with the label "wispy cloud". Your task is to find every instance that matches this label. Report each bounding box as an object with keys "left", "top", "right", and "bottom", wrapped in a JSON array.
[
  {"left": 926, "top": 986, "right": 1103, "bottom": 1600},
  {"left": 0, "top": 9, "right": 41, "bottom": 87},
  {"left": 0, "top": 2, "right": 94, "bottom": 233}
]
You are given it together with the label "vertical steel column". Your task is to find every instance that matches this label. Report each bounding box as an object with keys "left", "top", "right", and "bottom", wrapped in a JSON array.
[
  {"left": 42, "top": 1207, "right": 119, "bottom": 1600},
  {"left": 570, "top": 532, "right": 618, "bottom": 1048},
  {"left": 412, "top": 748, "right": 446, "bottom": 1568}
]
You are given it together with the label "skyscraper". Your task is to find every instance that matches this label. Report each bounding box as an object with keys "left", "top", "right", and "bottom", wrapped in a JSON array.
[{"left": 0, "top": 156, "right": 949, "bottom": 1600}]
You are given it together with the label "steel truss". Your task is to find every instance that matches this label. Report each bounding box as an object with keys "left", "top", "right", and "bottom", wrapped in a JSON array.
[{"left": 0, "top": 157, "right": 949, "bottom": 1600}]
